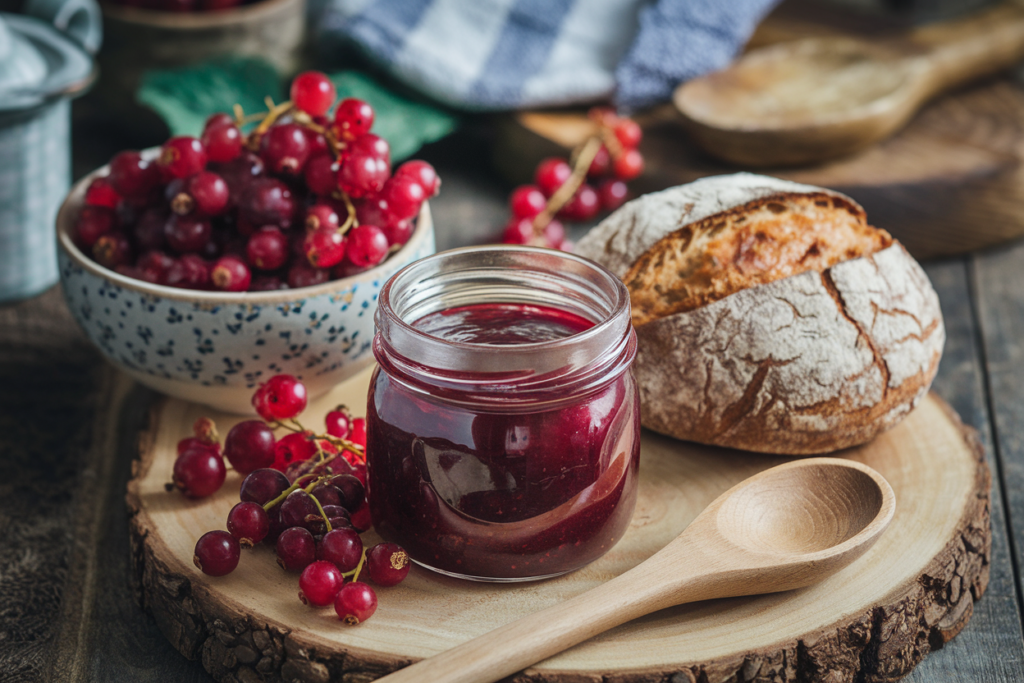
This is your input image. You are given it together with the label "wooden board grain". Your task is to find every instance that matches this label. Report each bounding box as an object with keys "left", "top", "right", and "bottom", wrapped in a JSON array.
[{"left": 128, "top": 367, "right": 991, "bottom": 683}]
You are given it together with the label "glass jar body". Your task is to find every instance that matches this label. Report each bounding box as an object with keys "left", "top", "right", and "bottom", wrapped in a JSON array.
[{"left": 366, "top": 246, "right": 639, "bottom": 582}]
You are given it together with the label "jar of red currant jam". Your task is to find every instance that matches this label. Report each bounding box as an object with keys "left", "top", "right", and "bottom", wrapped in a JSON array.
[{"left": 367, "top": 246, "right": 639, "bottom": 582}]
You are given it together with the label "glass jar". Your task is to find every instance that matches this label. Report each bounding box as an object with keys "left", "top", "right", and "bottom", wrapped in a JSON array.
[{"left": 367, "top": 246, "right": 639, "bottom": 582}]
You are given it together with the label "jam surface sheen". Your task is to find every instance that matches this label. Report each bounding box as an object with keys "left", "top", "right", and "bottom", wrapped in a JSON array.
[{"left": 367, "top": 302, "right": 640, "bottom": 581}]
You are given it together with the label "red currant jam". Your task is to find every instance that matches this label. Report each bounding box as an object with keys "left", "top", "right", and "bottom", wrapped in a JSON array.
[{"left": 367, "top": 247, "right": 639, "bottom": 581}]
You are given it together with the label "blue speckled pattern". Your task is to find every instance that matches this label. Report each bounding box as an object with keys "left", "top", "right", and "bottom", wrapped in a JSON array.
[{"left": 57, "top": 230, "right": 435, "bottom": 391}]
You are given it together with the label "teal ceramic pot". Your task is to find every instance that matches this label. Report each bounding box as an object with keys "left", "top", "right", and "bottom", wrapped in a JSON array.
[{"left": 0, "top": 0, "right": 100, "bottom": 303}]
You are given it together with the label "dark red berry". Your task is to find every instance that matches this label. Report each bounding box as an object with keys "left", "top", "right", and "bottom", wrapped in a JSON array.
[
  {"left": 240, "top": 468, "right": 290, "bottom": 505},
  {"left": 239, "top": 178, "right": 295, "bottom": 230},
  {"left": 325, "top": 406, "right": 352, "bottom": 438},
  {"left": 85, "top": 177, "right": 122, "bottom": 209},
  {"left": 261, "top": 123, "right": 310, "bottom": 175},
  {"left": 139, "top": 250, "right": 173, "bottom": 283},
  {"left": 304, "top": 227, "right": 346, "bottom": 268},
  {"left": 202, "top": 121, "right": 243, "bottom": 163},
  {"left": 317, "top": 528, "right": 362, "bottom": 572},
  {"left": 227, "top": 501, "right": 270, "bottom": 548},
  {"left": 330, "top": 474, "right": 365, "bottom": 511},
  {"left": 246, "top": 226, "right": 289, "bottom": 271},
  {"left": 597, "top": 178, "right": 629, "bottom": 211},
  {"left": 587, "top": 145, "right": 611, "bottom": 178},
  {"left": 173, "top": 447, "right": 226, "bottom": 498},
  {"left": 333, "top": 98, "right": 374, "bottom": 141},
  {"left": 252, "top": 374, "right": 307, "bottom": 421},
  {"left": 535, "top": 158, "right": 571, "bottom": 197},
  {"left": 305, "top": 204, "right": 340, "bottom": 232},
  {"left": 349, "top": 134, "right": 390, "bottom": 164},
  {"left": 543, "top": 219, "right": 566, "bottom": 247},
  {"left": 335, "top": 582, "right": 377, "bottom": 624},
  {"left": 165, "top": 215, "right": 213, "bottom": 253},
  {"left": 223, "top": 420, "right": 276, "bottom": 474},
  {"left": 165, "top": 254, "right": 210, "bottom": 289},
  {"left": 288, "top": 261, "right": 331, "bottom": 288},
  {"left": 109, "top": 151, "right": 160, "bottom": 198},
  {"left": 559, "top": 184, "right": 599, "bottom": 221},
  {"left": 394, "top": 160, "right": 439, "bottom": 196},
  {"left": 509, "top": 185, "right": 546, "bottom": 219},
  {"left": 303, "top": 152, "right": 337, "bottom": 196},
  {"left": 204, "top": 113, "right": 235, "bottom": 131},
  {"left": 74, "top": 206, "right": 117, "bottom": 249},
  {"left": 365, "top": 542, "right": 410, "bottom": 586},
  {"left": 613, "top": 148, "right": 644, "bottom": 180},
  {"left": 133, "top": 208, "right": 167, "bottom": 251},
  {"left": 310, "top": 483, "right": 342, "bottom": 508},
  {"left": 501, "top": 216, "right": 534, "bottom": 245},
  {"left": 272, "top": 431, "right": 316, "bottom": 471},
  {"left": 159, "top": 137, "right": 207, "bottom": 179},
  {"left": 348, "top": 502, "right": 371, "bottom": 532},
  {"left": 291, "top": 71, "right": 336, "bottom": 117},
  {"left": 93, "top": 233, "right": 133, "bottom": 269},
  {"left": 177, "top": 435, "right": 220, "bottom": 456},
  {"left": 193, "top": 530, "right": 240, "bottom": 576},
  {"left": 614, "top": 119, "right": 642, "bottom": 149},
  {"left": 250, "top": 275, "right": 288, "bottom": 291},
  {"left": 276, "top": 526, "right": 317, "bottom": 572},
  {"left": 184, "top": 171, "right": 230, "bottom": 216},
  {"left": 211, "top": 152, "right": 265, "bottom": 208},
  {"left": 345, "top": 225, "right": 388, "bottom": 268},
  {"left": 299, "top": 560, "right": 344, "bottom": 606},
  {"left": 382, "top": 219, "right": 413, "bottom": 248},
  {"left": 348, "top": 417, "right": 366, "bottom": 448},
  {"left": 211, "top": 255, "right": 251, "bottom": 292},
  {"left": 337, "top": 152, "right": 389, "bottom": 198},
  {"left": 380, "top": 175, "right": 425, "bottom": 221}
]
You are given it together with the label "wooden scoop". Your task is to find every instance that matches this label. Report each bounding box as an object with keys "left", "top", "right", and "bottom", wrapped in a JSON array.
[
  {"left": 376, "top": 457, "right": 896, "bottom": 683},
  {"left": 673, "top": 1, "right": 1024, "bottom": 166}
]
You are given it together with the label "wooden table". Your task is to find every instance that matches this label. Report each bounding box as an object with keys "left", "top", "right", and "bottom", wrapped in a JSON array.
[{"left": 3, "top": 120, "right": 1024, "bottom": 682}]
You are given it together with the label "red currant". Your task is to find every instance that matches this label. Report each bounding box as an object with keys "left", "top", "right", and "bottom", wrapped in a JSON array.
[
  {"left": 211, "top": 255, "right": 252, "bottom": 292},
  {"left": 310, "top": 483, "right": 342, "bottom": 508},
  {"left": 334, "top": 581, "right": 377, "bottom": 624},
  {"left": 240, "top": 468, "right": 290, "bottom": 505},
  {"left": 165, "top": 215, "right": 212, "bottom": 254},
  {"left": 165, "top": 254, "right": 210, "bottom": 290},
  {"left": 109, "top": 151, "right": 161, "bottom": 198},
  {"left": 543, "top": 219, "right": 566, "bottom": 247},
  {"left": 317, "top": 527, "right": 363, "bottom": 572},
  {"left": 204, "top": 112, "right": 234, "bottom": 130},
  {"left": 93, "top": 233, "right": 133, "bottom": 269},
  {"left": 299, "top": 560, "right": 345, "bottom": 606},
  {"left": 212, "top": 152, "right": 265, "bottom": 208},
  {"left": 365, "top": 542, "right": 410, "bottom": 586},
  {"left": 227, "top": 501, "right": 270, "bottom": 548},
  {"left": 288, "top": 261, "right": 331, "bottom": 288},
  {"left": 559, "top": 184, "right": 599, "bottom": 221},
  {"left": 597, "top": 179, "right": 628, "bottom": 211},
  {"left": 305, "top": 204, "right": 340, "bottom": 231},
  {"left": 348, "top": 502, "right": 371, "bottom": 532},
  {"left": 333, "top": 98, "right": 374, "bottom": 141},
  {"left": 252, "top": 374, "right": 308, "bottom": 421},
  {"left": 380, "top": 176, "right": 425, "bottom": 221},
  {"left": 304, "top": 227, "right": 347, "bottom": 268},
  {"left": 337, "top": 152, "right": 389, "bottom": 198},
  {"left": 246, "top": 226, "right": 289, "bottom": 271},
  {"left": 202, "top": 121, "right": 243, "bottom": 163},
  {"left": 304, "top": 152, "right": 337, "bottom": 196},
  {"left": 349, "top": 134, "right": 390, "bottom": 165},
  {"left": 501, "top": 216, "right": 534, "bottom": 245},
  {"left": 326, "top": 406, "right": 352, "bottom": 438},
  {"left": 509, "top": 185, "right": 546, "bottom": 218},
  {"left": 330, "top": 474, "right": 365, "bottom": 510},
  {"left": 133, "top": 208, "right": 167, "bottom": 251},
  {"left": 613, "top": 148, "right": 644, "bottom": 181},
  {"left": 251, "top": 275, "right": 288, "bottom": 291},
  {"left": 394, "top": 160, "right": 440, "bottom": 196},
  {"left": 223, "top": 420, "right": 276, "bottom": 474},
  {"left": 272, "top": 431, "right": 317, "bottom": 471},
  {"left": 382, "top": 219, "right": 413, "bottom": 248},
  {"left": 345, "top": 225, "right": 388, "bottom": 268},
  {"left": 348, "top": 417, "right": 366, "bottom": 448},
  {"left": 535, "top": 158, "right": 572, "bottom": 197},
  {"left": 193, "top": 530, "right": 240, "bottom": 577},
  {"left": 280, "top": 489, "right": 321, "bottom": 529},
  {"left": 74, "top": 206, "right": 117, "bottom": 249},
  {"left": 614, "top": 119, "right": 642, "bottom": 149},
  {"left": 261, "top": 123, "right": 311, "bottom": 175},
  {"left": 159, "top": 137, "right": 207, "bottom": 179},
  {"left": 587, "top": 145, "right": 611, "bottom": 178},
  {"left": 173, "top": 447, "right": 226, "bottom": 498},
  {"left": 276, "top": 526, "right": 317, "bottom": 572},
  {"left": 185, "top": 171, "right": 230, "bottom": 216},
  {"left": 85, "top": 177, "right": 122, "bottom": 209},
  {"left": 239, "top": 178, "right": 295, "bottom": 229},
  {"left": 290, "top": 71, "right": 337, "bottom": 117}
]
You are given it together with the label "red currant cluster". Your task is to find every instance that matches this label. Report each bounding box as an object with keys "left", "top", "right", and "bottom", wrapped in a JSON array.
[
  {"left": 109, "top": 0, "right": 255, "bottom": 14},
  {"left": 172, "top": 374, "right": 407, "bottom": 625},
  {"left": 500, "top": 107, "right": 644, "bottom": 250},
  {"left": 74, "top": 71, "right": 439, "bottom": 292}
]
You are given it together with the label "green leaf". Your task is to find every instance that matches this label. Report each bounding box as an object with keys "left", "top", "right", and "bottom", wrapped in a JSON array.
[
  {"left": 136, "top": 58, "right": 459, "bottom": 160},
  {"left": 137, "top": 57, "right": 283, "bottom": 137},
  {"left": 327, "top": 71, "right": 459, "bottom": 161}
]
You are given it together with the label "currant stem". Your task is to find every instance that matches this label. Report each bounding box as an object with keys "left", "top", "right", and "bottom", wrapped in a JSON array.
[
  {"left": 344, "top": 548, "right": 368, "bottom": 582},
  {"left": 532, "top": 136, "right": 602, "bottom": 236},
  {"left": 262, "top": 473, "right": 321, "bottom": 511},
  {"left": 308, "top": 491, "right": 333, "bottom": 533}
]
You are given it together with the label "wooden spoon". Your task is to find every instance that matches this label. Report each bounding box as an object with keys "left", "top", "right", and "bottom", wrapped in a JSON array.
[
  {"left": 376, "top": 457, "right": 896, "bottom": 683},
  {"left": 673, "top": 1, "right": 1024, "bottom": 166}
]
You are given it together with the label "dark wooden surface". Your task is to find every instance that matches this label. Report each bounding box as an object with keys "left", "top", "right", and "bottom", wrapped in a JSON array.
[{"left": 3, "top": 114, "right": 1024, "bottom": 682}]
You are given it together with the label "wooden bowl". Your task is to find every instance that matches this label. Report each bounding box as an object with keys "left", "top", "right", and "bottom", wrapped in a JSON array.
[
  {"left": 91, "top": 0, "right": 305, "bottom": 132},
  {"left": 55, "top": 158, "right": 436, "bottom": 414}
]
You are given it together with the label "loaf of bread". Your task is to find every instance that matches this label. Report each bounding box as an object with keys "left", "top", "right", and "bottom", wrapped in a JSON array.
[{"left": 576, "top": 173, "right": 944, "bottom": 455}]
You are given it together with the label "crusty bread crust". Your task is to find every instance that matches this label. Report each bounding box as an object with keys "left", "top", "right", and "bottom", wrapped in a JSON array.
[{"left": 576, "top": 173, "right": 944, "bottom": 455}]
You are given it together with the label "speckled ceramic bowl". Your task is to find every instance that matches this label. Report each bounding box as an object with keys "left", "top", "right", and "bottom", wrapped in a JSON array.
[{"left": 56, "top": 166, "right": 435, "bottom": 414}]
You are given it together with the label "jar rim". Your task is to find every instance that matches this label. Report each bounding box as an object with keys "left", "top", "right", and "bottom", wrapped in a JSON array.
[{"left": 374, "top": 245, "right": 636, "bottom": 405}]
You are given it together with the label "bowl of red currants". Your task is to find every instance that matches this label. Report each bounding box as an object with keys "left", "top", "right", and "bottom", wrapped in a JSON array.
[{"left": 56, "top": 73, "right": 438, "bottom": 414}]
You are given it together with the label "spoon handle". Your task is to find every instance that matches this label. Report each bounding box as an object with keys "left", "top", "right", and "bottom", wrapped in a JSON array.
[
  {"left": 376, "top": 553, "right": 693, "bottom": 683},
  {"left": 913, "top": 1, "right": 1024, "bottom": 94}
]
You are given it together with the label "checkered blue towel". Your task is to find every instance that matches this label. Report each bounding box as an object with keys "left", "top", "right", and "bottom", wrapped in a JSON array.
[{"left": 315, "top": 0, "right": 780, "bottom": 111}]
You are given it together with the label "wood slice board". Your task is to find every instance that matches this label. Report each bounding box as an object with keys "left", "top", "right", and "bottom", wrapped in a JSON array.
[{"left": 128, "top": 366, "right": 991, "bottom": 683}]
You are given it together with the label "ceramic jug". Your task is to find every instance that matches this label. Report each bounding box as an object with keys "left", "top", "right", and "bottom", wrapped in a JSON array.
[{"left": 0, "top": 0, "right": 100, "bottom": 303}]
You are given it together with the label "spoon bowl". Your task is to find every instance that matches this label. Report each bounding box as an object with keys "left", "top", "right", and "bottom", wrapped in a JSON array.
[{"left": 378, "top": 457, "right": 895, "bottom": 683}]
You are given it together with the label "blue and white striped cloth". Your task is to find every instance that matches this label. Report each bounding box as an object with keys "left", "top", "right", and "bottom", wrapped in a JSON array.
[{"left": 315, "top": 0, "right": 779, "bottom": 111}]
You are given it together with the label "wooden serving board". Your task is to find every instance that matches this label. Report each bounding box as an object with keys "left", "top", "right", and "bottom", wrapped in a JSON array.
[{"left": 128, "top": 366, "right": 991, "bottom": 683}]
